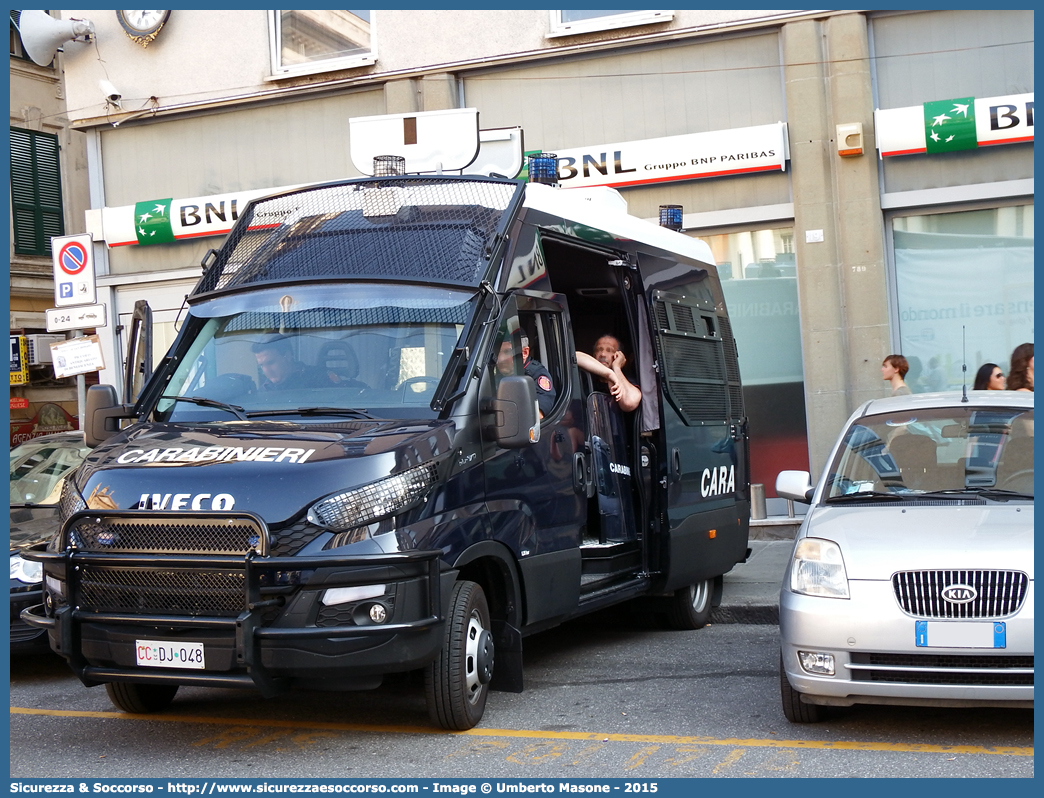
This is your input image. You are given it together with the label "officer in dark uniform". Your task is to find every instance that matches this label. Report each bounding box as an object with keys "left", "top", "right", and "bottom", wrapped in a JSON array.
[
  {"left": 521, "top": 333, "right": 557, "bottom": 417},
  {"left": 496, "top": 330, "right": 557, "bottom": 417}
]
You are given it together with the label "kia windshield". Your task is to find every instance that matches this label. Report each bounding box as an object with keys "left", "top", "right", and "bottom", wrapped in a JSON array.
[
  {"left": 155, "top": 283, "right": 476, "bottom": 421},
  {"left": 824, "top": 406, "right": 1034, "bottom": 500}
]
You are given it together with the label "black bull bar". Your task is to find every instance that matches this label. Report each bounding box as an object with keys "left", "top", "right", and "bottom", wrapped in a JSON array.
[{"left": 21, "top": 538, "right": 445, "bottom": 696}]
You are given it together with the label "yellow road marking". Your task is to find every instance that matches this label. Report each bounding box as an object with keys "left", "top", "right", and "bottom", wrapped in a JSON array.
[
  {"left": 711, "top": 748, "right": 745, "bottom": 775},
  {"left": 10, "top": 707, "right": 1033, "bottom": 757}
]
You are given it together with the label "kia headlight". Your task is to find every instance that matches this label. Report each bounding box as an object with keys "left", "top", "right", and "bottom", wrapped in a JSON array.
[
  {"left": 307, "top": 463, "right": 439, "bottom": 532},
  {"left": 790, "top": 538, "right": 849, "bottom": 599},
  {"left": 10, "top": 553, "right": 43, "bottom": 585}
]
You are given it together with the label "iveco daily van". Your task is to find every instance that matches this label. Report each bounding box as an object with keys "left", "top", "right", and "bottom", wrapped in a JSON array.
[{"left": 25, "top": 172, "right": 750, "bottom": 729}]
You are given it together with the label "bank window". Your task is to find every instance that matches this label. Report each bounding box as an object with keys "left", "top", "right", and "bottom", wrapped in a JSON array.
[
  {"left": 705, "top": 226, "right": 809, "bottom": 498},
  {"left": 269, "top": 10, "right": 375, "bottom": 78},
  {"left": 891, "top": 205, "right": 1034, "bottom": 393},
  {"left": 10, "top": 127, "right": 64, "bottom": 257},
  {"left": 547, "top": 10, "right": 673, "bottom": 37}
]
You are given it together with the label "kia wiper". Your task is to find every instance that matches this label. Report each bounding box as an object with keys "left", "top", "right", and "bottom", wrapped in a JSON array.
[
  {"left": 919, "top": 488, "right": 1034, "bottom": 501},
  {"left": 161, "top": 395, "right": 248, "bottom": 420},
  {"left": 825, "top": 490, "right": 905, "bottom": 503},
  {"left": 244, "top": 407, "right": 375, "bottom": 419}
]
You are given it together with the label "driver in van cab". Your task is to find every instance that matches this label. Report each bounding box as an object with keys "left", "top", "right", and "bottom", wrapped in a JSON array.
[
  {"left": 496, "top": 331, "right": 556, "bottom": 417},
  {"left": 252, "top": 335, "right": 337, "bottom": 391}
]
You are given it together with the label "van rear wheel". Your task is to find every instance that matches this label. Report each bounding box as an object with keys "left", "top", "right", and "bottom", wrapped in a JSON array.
[
  {"left": 104, "top": 682, "right": 178, "bottom": 714},
  {"left": 425, "top": 580, "right": 494, "bottom": 730},
  {"left": 666, "top": 578, "right": 713, "bottom": 630}
]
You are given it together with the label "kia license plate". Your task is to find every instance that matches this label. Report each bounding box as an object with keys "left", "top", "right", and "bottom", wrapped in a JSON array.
[
  {"left": 915, "top": 621, "right": 1006, "bottom": 649},
  {"left": 135, "top": 639, "right": 206, "bottom": 669}
]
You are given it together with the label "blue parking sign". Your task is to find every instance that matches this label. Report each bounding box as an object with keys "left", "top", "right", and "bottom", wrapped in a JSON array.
[{"left": 59, "top": 282, "right": 74, "bottom": 298}]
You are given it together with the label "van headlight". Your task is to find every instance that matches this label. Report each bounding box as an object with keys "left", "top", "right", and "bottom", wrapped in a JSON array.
[
  {"left": 10, "top": 553, "right": 43, "bottom": 585},
  {"left": 790, "top": 538, "right": 850, "bottom": 599},
  {"left": 307, "top": 463, "right": 439, "bottom": 532}
]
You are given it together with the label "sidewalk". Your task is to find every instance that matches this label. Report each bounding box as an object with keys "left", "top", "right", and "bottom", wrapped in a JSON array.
[{"left": 709, "top": 517, "right": 800, "bottom": 625}]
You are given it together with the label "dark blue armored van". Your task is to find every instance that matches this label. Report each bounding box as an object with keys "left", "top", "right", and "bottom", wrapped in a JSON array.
[{"left": 24, "top": 174, "right": 750, "bottom": 729}]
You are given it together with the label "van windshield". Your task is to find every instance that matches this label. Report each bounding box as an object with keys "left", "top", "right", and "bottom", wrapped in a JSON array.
[
  {"left": 155, "top": 283, "right": 476, "bottom": 421},
  {"left": 823, "top": 405, "right": 1034, "bottom": 500}
]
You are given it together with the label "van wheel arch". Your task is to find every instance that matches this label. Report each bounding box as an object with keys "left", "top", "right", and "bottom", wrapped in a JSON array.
[{"left": 453, "top": 540, "right": 523, "bottom": 629}]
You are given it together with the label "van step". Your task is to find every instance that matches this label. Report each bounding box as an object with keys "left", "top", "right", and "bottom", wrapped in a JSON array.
[
  {"left": 576, "top": 575, "right": 649, "bottom": 611},
  {"left": 581, "top": 541, "right": 641, "bottom": 575}
]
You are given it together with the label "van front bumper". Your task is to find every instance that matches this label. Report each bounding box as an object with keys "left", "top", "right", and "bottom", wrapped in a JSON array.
[{"left": 21, "top": 541, "right": 448, "bottom": 695}]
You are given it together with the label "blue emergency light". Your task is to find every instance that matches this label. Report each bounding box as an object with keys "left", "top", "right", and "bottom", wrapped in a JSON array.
[
  {"left": 659, "top": 205, "right": 683, "bottom": 231},
  {"left": 527, "top": 153, "right": 559, "bottom": 186}
]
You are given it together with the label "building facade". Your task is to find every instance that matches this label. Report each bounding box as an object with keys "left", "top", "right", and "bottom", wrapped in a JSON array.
[
  {"left": 49, "top": 9, "right": 1033, "bottom": 496},
  {"left": 9, "top": 10, "right": 92, "bottom": 445}
]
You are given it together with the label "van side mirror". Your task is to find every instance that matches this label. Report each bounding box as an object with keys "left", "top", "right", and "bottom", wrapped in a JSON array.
[
  {"left": 488, "top": 376, "right": 540, "bottom": 449},
  {"left": 776, "top": 470, "right": 814, "bottom": 503},
  {"left": 85, "top": 384, "right": 136, "bottom": 448}
]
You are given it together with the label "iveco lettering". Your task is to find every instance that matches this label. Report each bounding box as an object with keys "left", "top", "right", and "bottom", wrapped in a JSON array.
[{"left": 23, "top": 169, "right": 750, "bottom": 730}]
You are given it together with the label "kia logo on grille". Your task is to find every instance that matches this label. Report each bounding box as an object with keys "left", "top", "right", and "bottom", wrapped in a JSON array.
[{"left": 941, "top": 584, "right": 978, "bottom": 603}]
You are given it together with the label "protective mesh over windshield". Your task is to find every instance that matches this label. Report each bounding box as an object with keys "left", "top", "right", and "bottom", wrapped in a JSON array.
[
  {"left": 194, "top": 177, "right": 520, "bottom": 296},
  {"left": 224, "top": 305, "right": 470, "bottom": 333}
]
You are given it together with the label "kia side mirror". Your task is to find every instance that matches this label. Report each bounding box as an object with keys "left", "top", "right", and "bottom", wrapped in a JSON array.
[{"left": 776, "top": 470, "right": 815, "bottom": 503}]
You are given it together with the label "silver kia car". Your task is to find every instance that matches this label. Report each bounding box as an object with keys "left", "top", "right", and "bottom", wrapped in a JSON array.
[{"left": 776, "top": 391, "right": 1033, "bottom": 722}]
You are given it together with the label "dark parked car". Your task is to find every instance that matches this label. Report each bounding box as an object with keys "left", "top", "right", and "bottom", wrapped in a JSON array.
[{"left": 10, "top": 431, "right": 90, "bottom": 652}]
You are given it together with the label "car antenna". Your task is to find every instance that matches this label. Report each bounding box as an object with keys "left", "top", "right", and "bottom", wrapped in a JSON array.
[{"left": 961, "top": 324, "right": 969, "bottom": 403}]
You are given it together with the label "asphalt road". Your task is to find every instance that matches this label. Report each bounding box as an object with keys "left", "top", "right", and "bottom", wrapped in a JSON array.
[{"left": 9, "top": 610, "right": 1033, "bottom": 780}]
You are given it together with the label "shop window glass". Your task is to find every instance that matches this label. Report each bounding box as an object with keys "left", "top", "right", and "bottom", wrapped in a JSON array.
[
  {"left": 270, "top": 10, "right": 374, "bottom": 77},
  {"left": 893, "top": 205, "right": 1034, "bottom": 392},
  {"left": 705, "top": 227, "right": 809, "bottom": 498}
]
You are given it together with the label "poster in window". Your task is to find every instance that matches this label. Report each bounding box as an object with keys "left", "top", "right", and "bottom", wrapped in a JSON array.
[{"left": 10, "top": 336, "right": 29, "bottom": 385}]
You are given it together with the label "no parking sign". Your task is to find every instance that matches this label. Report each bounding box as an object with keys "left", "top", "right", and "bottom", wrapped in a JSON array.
[{"left": 51, "top": 233, "right": 97, "bottom": 307}]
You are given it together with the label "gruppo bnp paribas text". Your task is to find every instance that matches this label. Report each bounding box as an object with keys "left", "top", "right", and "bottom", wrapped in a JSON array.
[{"left": 556, "top": 150, "right": 778, "bottom": 180}]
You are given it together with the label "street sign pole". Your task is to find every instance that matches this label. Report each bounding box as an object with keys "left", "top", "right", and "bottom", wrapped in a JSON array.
[
  {"left": 75, "top": 331, "right": 85, "bottom": 431},
  {"left": 50, "top": 233, "right": 99, "bottom": 433}
]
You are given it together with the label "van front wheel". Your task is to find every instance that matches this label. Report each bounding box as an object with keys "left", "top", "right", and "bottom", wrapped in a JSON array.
[
  {"left": 425, "top": 580, "right": 494, "bottom": 730},
  {"left": 667, "top": 578, "right": 713, "bottom": 630},
  {"left": 104, "top": 682, "right": 178, "bottom": 714}
]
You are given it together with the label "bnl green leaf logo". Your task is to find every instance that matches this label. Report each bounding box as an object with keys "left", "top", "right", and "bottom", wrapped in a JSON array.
[
  {"left": 923, "top": 97, "right": 977, "bottom": 154},
  {"left": 134, "top": 198, "right": 175, "bottom": 245}
]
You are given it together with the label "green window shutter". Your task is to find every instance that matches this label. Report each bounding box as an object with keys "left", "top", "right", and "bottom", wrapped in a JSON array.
[{"left": 10, "top": 127, "right": 65, "bottom": 256}]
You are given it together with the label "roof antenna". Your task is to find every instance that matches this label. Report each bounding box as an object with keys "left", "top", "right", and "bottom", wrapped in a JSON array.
[{"left": 961, "top": 324, "right": 969, "bottom": 403}]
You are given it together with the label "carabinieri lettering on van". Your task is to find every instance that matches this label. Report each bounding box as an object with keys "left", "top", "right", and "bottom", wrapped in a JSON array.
[
  {"left": 701, "top": 465, "right": 736, "bottom": 497},
  {"left": 114, "top": 446, "right": 316, "bottom": 464},
  {"left": 609, "top": 462, "right": 632, "bottom": 476}
]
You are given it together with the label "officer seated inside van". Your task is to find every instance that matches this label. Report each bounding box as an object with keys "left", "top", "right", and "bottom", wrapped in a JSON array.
[
  {"left": 576, "top": 334, "right": 641, "bottom": 412},
  {"left": 496, "top": 330, "right": 557, "bottom": 417},
  {"left": 252, "top": 335, "right": 338, "bottom": 391}
]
